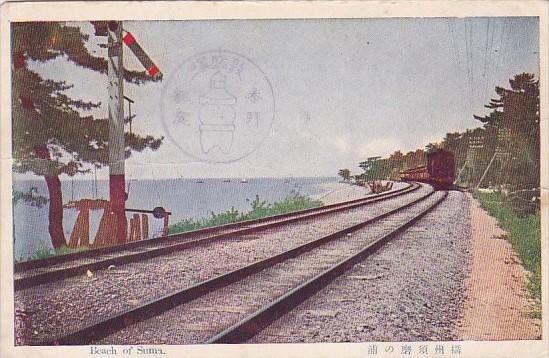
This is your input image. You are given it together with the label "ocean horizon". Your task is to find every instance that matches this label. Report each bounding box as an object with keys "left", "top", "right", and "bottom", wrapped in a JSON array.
[{"left": 12, "top": 176, "right": 339, "bottom": 260}]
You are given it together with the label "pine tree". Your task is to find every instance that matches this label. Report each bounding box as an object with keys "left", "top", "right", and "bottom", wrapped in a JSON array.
[
  {"left": 474, "top": 73, "right": 540, "bottom": 188},
  {"left": 338, "top": 169, "right": 351, "bottom": 181},
  {"left": 12, "top": 22, "right": 163, "bottom": 249}
]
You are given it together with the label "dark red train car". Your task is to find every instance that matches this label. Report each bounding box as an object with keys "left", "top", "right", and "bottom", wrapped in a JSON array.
[{"left": 400, "top": 149, "right": 455, "bottom": 190}]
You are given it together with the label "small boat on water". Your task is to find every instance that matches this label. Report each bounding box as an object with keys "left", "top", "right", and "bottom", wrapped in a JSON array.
[
  {"left": 196, "top": 179, "right": 204, "bottom": 183},
  {"left": 240, "top": 178, "right": 248, "bottom": 183},
  {"left": 223, "top": 179, "right": 230, "bottom": 183}
]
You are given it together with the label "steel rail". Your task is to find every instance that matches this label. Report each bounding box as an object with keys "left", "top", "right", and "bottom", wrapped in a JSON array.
[
  {"left": 15, "top": 182, "right": 415, "bottom": 273},
  {"left": 207, "top": 191, "right": 448, "bottom": 344},
  {"left": 15, "top": 184, "right": 421, "bottom": 290},
  {"left": 35, "top": 186, "right": 434, "bottom": 345}
]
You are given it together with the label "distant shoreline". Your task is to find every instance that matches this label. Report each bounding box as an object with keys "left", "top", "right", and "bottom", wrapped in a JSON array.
[{"left": 312, "top": 182, "right": 370, "bottom": 205}]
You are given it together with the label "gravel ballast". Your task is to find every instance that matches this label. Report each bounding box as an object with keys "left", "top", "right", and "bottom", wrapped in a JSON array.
[
  {"left": 248, "top": 191, "right": 471, "bottom": 343},
  {"left": 96, "top": 191, "right": 445, "bottom": 344},
  {"left": 15, "top": 184, "right": 409, "bottom": 279},
  {"left": 15, "top": 184, "right": 431, "bottom": 344}
]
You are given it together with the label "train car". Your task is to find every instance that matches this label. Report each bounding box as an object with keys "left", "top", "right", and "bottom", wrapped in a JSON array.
[
  {"left": 426, "top": 149, "right": 455, "bottom": 189},
  {"left": 400, "top": 149, "right": 455, "bottom": 190}
]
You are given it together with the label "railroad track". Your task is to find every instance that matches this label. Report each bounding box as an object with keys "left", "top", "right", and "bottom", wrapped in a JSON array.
[
  {"left": 34, "top": 185, "right": 447, "bottom": 345},
  {"left": 15, "top": 182, "right": 418, "bottom": 290}
]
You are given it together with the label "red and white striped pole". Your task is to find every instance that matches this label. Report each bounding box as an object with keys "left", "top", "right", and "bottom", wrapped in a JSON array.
[
  {"left": 107, "top": 21, "right": 127, "bottom": 244},
  {"left": 122, "top": 31, "right": 162, "bottom": 78}
]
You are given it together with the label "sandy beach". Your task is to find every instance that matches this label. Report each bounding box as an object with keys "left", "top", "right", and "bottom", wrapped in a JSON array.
[{"left": 312, "top": 182, "right": 371, "bottom": 205}]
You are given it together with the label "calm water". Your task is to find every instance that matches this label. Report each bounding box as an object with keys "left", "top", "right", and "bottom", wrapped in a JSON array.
[{"left": 12, "top": 177, "right": 338, "bottom": 260}]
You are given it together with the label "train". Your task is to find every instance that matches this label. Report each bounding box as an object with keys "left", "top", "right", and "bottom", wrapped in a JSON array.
[{"left": 399, "top": 149, "right": 455, "bottom": 190}]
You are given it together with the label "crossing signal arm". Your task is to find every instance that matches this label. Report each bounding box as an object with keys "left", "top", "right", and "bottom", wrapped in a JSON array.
[
  {"left": 90, "top": 21, "right": 161, "bottom": 78},
  {"left": 122, "top": 31, "right": 161, "bottom": 78}
]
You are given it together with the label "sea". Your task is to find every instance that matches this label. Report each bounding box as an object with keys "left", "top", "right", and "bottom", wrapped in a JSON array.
[{"left": 12, "top": 177, "right": 339, "bottom": 260}]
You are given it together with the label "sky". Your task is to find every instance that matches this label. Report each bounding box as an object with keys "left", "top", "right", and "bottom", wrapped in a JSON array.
[{"left": 27, "top": 17, "right": 539, "bottom": 179}]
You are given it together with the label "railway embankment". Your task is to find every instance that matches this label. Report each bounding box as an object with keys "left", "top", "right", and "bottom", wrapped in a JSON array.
[
  {"left": 250, "top": 191, "right": 471, "bottom": 343},
  {"left": 458, "top": 193, "right": 542, "bottom": 340},
  {"left": 15, "top": 184, "right": 426, "bottom": 345},
  {"left": 166, "top": 180, "right": 379, "bottom": 237},
  {"left": 168, "top": 192, "right": 323, "bottom": 235},
  {"left": 95, "top": 186, "right": 441, "bottom": 344},
  {"left": 19, "top": 184, "right": 540, "bottom": 344}
]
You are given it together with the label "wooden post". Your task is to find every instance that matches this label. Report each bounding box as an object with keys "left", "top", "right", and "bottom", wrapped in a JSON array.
[
  {"left": 142, "top": 214, "right": 149, "bottom": 240},
  {"left": 93, "top": 206, "right": 118, "bottom": 248},
  {"left": 133, "top": 213, "right": 141, "bottom": 241},
  {"left": 128, "top": 216, "right": 135, "bottom": 242},
  {"left": 68, "top": 209, "right": 90, "bottom": 248},
  {"left": 163, "top": 215, "right": 169, "bottom": 236}
]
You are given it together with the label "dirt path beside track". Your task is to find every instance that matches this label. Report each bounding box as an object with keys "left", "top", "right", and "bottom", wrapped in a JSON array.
[{"left": 458, "top": 196, "right": 542, "bottom": 340}]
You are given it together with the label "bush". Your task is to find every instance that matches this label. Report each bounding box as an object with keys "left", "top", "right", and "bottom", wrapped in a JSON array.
[
  {"left": 169, "top": 192, "right": 323, "bottom": 235},
  {"left": 507, "top": 190, "right": 540, "bottom": 216},
  {"left": 30, "top": 245, "right": 89, "bottom": 261}
]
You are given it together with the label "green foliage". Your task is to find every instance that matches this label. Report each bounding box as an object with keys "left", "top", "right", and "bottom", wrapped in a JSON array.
[
  {"left": 338, "top": 169, "right": 351, "bottom": 181},
  {"left": 471, "top": 73, "right": 539, "bottom": 189},
  {"left": 29, "top": 245, "right": 89, "bottom": 261},
  {"left": 353, "top": 73, "right": 539, "bottom": 191},
  {"left": 358, "top": 150, "right": 426, "bottom": 181},
  {"left": 12, "top": 187, "right": 48, "bottom": 208},
  {"left": 474, "top": 190, "right": 541, "bottom": 303},
  {"left": 12, "top": 22, "right": 164, "bottom": 248},
  {"left": 11, "top": 22, "right": 163, "bottom": 177},
  {"left": 169, "top": 192, "right": 323, "bottom": 235},
  {"left": 266, "top": 192, "right": 323, "bottom": 217},
  {"left": 247, "top": 195, "right": 271, "bottom": 220},
  {"left": 507, "top": 190, "right": 540, "bottom": 216}
]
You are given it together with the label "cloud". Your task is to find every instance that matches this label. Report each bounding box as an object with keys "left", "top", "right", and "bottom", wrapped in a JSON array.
[
  {"left": 333, "top": 135, "right": 351, "bottom": 154},
  {"left": 359, "top": 137, "right": 404, "bottom": 158}
]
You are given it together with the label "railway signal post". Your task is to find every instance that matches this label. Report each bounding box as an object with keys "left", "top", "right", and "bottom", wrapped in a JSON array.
[
  {"left": 99, "top": 20, "right": 162, "bottom": 244},
  {"left": 107, "top": 21, "right": 127, "bottom": 244}
]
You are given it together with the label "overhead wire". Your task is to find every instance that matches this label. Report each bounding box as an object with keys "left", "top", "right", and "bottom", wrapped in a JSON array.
[
  {"left": 463, "top": 19, "right": 474, "bottom": 115},
  {"left": 446, "top": 18, "right": 466, "bottom": 123},
  {"left": 481, "top": 18, "right": 493, "bottom": 98},
  {"left": 469, "top": 20, "right": 475, "bottom": 112},
  {"left": 446, "top": 18, "right": 462, "bottom": 74},
  {"left": 476, "top": 18, "right": 514, "bottom": 187},
  {"left": 483, "top": 18, "right": 496, "bottom": 100},
  {"left": 489, "top": 18, "right": 509, "bottom": 100}
]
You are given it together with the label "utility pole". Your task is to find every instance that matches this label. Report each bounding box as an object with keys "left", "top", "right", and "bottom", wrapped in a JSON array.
[
  {"left": 107, "top": 21, "right": 127, "bottom": 244},
  {"left": 476, "top": 127, "right": 511, "bottom": 189},
  {"left": 455, "top": 133, "right": 483, "bottom": 188}
]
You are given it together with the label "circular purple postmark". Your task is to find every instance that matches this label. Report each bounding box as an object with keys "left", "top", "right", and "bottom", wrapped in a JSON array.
[{"left": 160, "top": 50, "right": 275, "bottom": 163}]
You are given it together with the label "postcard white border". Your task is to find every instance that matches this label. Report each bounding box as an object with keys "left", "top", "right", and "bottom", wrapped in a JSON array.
[{"left": 1, "top": 1, "right": 548, "bottom": 358}]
